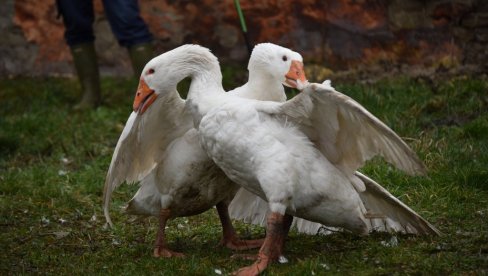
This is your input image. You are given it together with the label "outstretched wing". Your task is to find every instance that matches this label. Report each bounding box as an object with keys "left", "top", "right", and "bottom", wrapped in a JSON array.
[
  {"left": 276, "top": 82, "right": 426, "bottom": 177},
  {"left": 355, "top": 171, "right": 440, "bottom": 235},
  {"left": 103, "top": 92, "right": 193, "bottom": 227}
]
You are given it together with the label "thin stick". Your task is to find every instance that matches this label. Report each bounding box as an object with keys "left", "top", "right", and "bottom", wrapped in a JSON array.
[{"left": 234, "top": 0, "right": 252, "bottom": 56}]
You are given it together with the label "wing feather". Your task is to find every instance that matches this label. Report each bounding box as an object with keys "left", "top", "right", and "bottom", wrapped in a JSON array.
[
  {"left": 355, "top": 172, "right": 440, "bottom": 235},
  {"left": 278, "top": 82, "right": 426, "bottom": 176},
  {"left": 103, "top": 92, "right": 192, "bottom": 226}
]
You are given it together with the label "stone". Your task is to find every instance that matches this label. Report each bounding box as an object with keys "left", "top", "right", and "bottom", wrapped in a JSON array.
[
  {"left": 431, "top": 2, "right": 472, "bottom": 27},
  {"left": 462, "top": 13, "right": 488, "bottom": 28},
  {"left": 388, "top": 0, "right": 430, "bottom": 30},
  {"left": 452, "top": 27, "right": 474, "bottom": 41},
  {"left": 475, "top": 28, "right": 488, "bottom": 42},
  {"left": 214, "top": 25, "right": 240, "bottom": 49}
]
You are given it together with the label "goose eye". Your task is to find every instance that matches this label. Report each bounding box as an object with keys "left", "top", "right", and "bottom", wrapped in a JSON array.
[
  {"left": 282, "top": 56, "right": 288, "bottom": 62},
  {"left": 147, "top": 68, "right": 155, "bottom": 75}
]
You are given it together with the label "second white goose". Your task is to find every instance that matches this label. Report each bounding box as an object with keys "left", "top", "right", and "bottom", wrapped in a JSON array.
[{"left": 129, "top": 45, "right": 438, "bottom": 275}]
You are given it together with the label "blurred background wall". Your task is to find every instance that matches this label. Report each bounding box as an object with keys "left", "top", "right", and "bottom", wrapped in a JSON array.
[{"left": 1, "top": 0, "right": 487, "bottom": 78}]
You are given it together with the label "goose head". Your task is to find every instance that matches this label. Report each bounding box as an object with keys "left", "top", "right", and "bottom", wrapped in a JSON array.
[
  {"left": 249, "top": 43, "right": 308, "bottom": 90},
  {"left": 133, "top": 45, "right": 221, "bottom": 115}
]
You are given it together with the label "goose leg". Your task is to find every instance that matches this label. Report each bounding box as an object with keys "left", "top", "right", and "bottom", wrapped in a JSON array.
[
  {"left": 280, "top": 213, "right": 293, "bottom": 249},
  {"left": 216, "top": 201, "right": 264, "bottom": 250},
  {"left": 234, "top": 212, "right": 292, "bottom": 276},
  {"left": 153, "top": 208, "right": 184, "bottom": 258}
]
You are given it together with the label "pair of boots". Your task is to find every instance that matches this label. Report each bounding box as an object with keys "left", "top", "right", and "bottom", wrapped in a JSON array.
[{"left": 71, "top": 42, "right": 153, "bottom": 110}]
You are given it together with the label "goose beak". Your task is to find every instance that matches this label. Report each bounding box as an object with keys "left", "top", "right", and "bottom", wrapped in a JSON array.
[
  {"left": 284, "top": 60, "right": 308, "bottom": 90},
  {"left": 133, "top": 78, "right": 157, "bottom": 114}
]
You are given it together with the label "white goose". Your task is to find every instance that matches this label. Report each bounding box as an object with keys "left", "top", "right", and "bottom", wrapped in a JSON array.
[
  {"left": 128, "top": 45, "right": 438, "bottom": 275},
  {"left": 103, "top": 43, "right": 308, "bottom": 257}
]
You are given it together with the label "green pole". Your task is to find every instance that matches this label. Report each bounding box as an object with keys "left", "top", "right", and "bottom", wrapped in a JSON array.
[
  {"left": 233, "top": 0, "right": 252, "bottom": 56},
  {"left": 234, "top": 0, "right": 248, "bottom": 33}
]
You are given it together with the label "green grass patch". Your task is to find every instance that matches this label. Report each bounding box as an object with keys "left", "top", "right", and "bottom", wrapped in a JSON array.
[{"left": 0, "top": 74, "right": 487, "bottom": 274}]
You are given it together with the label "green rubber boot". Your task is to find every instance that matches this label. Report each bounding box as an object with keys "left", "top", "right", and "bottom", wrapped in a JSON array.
[
  {"left": 71, "top": 43, "right": 101, "bottom": 110},
  {"left": 128, "top": 42, "right": 154, "bottom": 77}
]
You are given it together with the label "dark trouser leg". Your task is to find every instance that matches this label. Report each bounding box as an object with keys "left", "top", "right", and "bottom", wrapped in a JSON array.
[
  {"left": 57, "top": 0, "right": 101, "bottom": 109},
  {"left": 101, "top": 0, "right": 154, "bottom": 76},
  {"left": 57, "top": 0, "right": 95, "bottom": 46}
]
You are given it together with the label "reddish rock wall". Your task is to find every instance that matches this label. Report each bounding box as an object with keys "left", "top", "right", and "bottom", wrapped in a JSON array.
[{"left": 1, "top": 0, "right": 487, "bottom": 77}]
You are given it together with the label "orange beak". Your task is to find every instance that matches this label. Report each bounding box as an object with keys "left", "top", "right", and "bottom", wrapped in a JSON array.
[
  {"left": 285, "top": 60, "right": 307, "bottom": 90},
  {"left": 133, "top": 78, "right": 157, "bottom": 114}
]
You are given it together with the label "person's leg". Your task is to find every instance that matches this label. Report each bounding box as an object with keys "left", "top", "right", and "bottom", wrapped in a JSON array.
[
  {"left": 101, "top": 0, "right": 154, "bottom": 76},
  {"left": 127, "top": 43, "right": 155, "bottom": 77},
  {"left": 57, "top": 0, "right": 101, "bottom": 109},
  {"left": 70, "top": 43, "right": 101, "bottom": 110}
]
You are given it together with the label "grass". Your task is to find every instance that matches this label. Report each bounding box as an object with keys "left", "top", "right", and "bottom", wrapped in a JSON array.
[{"left": 1, "top": 71, "right": 487, "bottom": 275}]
